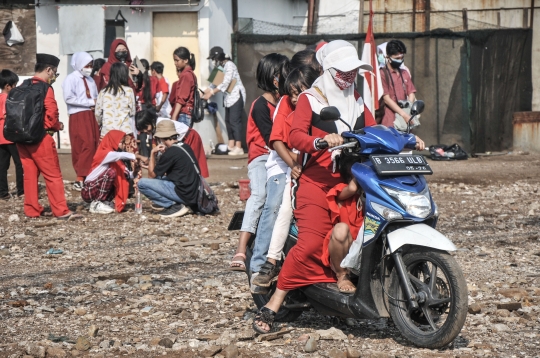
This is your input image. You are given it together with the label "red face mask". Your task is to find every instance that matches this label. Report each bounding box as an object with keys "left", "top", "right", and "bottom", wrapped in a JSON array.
[{"left": 330, "top": 68, "right": 358, "bottom": 90}]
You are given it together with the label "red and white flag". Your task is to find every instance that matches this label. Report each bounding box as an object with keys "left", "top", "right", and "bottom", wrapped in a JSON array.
[{"left": 361, "top": 0, "right": 383, "bottom": 123}]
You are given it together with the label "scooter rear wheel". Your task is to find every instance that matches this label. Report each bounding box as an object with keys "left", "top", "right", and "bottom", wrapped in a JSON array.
[
  {"left": 388, "top": 248, "right": 467, "bottom": 349},
  {"left": 245, "top": 244, "right": 303, "bottom": 323}
]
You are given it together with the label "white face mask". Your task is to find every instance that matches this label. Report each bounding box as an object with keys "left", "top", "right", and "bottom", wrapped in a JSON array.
[{"left": 81, "top": 68, "right": 92, "bottom": 77}]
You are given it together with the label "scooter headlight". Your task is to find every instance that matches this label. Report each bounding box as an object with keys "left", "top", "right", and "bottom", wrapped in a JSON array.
[
  {"left": 371, "top": 202, "right": 403, "bottom": 221},
  {"left": 383, "top": 186, "right": 432, "bottom": 218}
]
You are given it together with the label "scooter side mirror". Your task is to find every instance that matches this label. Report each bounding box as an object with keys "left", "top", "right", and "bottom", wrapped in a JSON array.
[
  {"left": 410, "top": 100, "right": 425, "bottom": 116},
  {"left": 320, "top": 106, "right": 341, "bottom": 121}
]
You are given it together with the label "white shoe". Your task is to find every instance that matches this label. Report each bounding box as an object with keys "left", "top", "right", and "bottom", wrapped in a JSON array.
[
  {"left": 89, "top": 201, "right": 114, "bottom": 214},
  {"left": 228, "top": 147, "right": 245, "bottom": 156}
]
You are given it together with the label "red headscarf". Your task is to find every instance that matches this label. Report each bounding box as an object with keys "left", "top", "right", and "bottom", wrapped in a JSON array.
[
  {"left": 91, "top": 130, "right": 130, "bottom": 213},
  {"left": 98, "top": 39, "right": 134, "bottom": 91}
]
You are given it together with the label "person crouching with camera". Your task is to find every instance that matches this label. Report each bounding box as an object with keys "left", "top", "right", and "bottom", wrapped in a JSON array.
[{"left": 379, "top": 40, "right": 417, "bottom": 131}]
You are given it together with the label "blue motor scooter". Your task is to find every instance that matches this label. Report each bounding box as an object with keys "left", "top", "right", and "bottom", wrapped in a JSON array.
[{"left": 228, "top": 101, "right": 467, "bottom": 348}]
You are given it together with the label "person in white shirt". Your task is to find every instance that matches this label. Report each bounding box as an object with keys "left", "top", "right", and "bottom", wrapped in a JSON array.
[
  {"left": 203, "top": 46, "right": 247, "bottom": 155},
  {"left": 62, "top": 52, "right": 100, "bottom": 191}
]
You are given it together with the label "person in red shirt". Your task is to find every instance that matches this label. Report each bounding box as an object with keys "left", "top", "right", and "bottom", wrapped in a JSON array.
[
  {"left": 150, "top": 61, "right": 171, "bottom": 117},
  {"left": 229, "top": 53, "right": 289, "bottom": 272},
  {"left": 379, "top": 40, "right": 417, "bottom": 129},
  {"left": 97, "top": 39, "right": 142, "bottom": 94},
  {"left": 252, "top": 40, "right": 379, "bottom": 334},
  {"left": 16, "top": 54, "right": 81, "bottom": 219},
  {"left": 171, "top": 47, "right": 196, "bottom": 127},
  {"left": 0, "top": 69, "right": 23, "bottom": 200}
]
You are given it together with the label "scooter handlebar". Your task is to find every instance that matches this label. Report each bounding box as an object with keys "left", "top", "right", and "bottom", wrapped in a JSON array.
[{"left": 316, "top": 140, "right": 329, "bottom": 150}]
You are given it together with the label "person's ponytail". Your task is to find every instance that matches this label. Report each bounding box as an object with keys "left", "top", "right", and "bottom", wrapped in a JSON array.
[
  {"left": 189, "top": 53, "right": 196, "bottom": 71},
  {"left": 173, "top": 47, "right": 196, "bottom": 71}
]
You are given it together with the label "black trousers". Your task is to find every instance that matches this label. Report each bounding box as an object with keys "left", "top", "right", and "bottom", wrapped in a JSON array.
[
  {"left": 0, "top": 143, "right": 24, "bottom": 197},
  {"left": 225, "top": 94, "right": 244, "bottom": 142},
  {"left": 139, "top": 133, "right": 152, "bottom": 158}
]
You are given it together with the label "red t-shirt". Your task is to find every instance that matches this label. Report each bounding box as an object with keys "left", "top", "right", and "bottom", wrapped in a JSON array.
[
  {"left": 0, "top": 93, "right": 10, "bottom": 145},
  {"left": 246, "top": 96, "right": 276, "bottom": 163},
  {"left": 158, "top": 76, "right": 169, "bottom": 94},
  {"left": 174, "top": 66, "right": 196, "bottom": 116},
  {"left": 269, "top": 95, "right": 294, "bottom": 150},
  {"left": 169, "top": 80, "right": 178, "bottom": 110},
  {"left": 289, "top": 92, "right": 376, "bottom": 191},
  {"left": 380, "top": 66, "right": 416, "bottom": 128}
]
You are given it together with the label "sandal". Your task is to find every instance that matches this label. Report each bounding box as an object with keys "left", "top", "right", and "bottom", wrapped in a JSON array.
[
  {"left": 57, "top": 212, "right": 84, "bottom": 221},
  {"left": 337, "top": 273, "right": 356, "bottom": 294},
  {"left": 252, "top": 307, "right": 276, "bottom": 334},
  {"left": 229, "top": 253, "right": 246, "bottom": 272}
]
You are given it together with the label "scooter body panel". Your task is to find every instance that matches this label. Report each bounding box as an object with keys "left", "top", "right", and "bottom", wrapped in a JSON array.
[{"left": 387, "top": 223, "right": 457, "bottom": 253}]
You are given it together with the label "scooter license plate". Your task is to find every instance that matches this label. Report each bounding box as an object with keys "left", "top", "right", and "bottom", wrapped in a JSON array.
[{"left": 370, "top": 154, "right": 433, "bottom": 175}]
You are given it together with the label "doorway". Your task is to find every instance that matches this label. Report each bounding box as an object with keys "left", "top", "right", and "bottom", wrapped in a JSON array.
[{"left": 152, "top": 12, "right": 199, "bottom": 86}]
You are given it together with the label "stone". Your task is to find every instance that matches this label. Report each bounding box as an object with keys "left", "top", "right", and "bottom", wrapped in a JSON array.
[
  {"left": 468, "top": 303, "right": 482, "bottom": 314},
  {"left": 140, "top": 283, "right": 153, "bottom": 290},
  {"left": 210, "top": 243, "right": 220, "bottom": 250},
  {"left": 496, "top": 309, "right": 510, "bottom": 317},
  {"left": 99, "top": 340, "right": 110, "bottom": 349},
  {"left": 328, "top": 348, "right": 347, "bottom": 358},
  {"left": 498, "top": 288, "right": 528, "bottom": 300},
  {"left": 74, "top": 308, "right": 87, "bottom": 316},
  {"left": 158, "top": 338, "right": 174, "bottom": 348},
  {"left": 222, "top": 344, "right": 239, "bottom": 358},
  {"left": 88, "top": 325, "right": 99, "bottom": 337},
  {"left": 497, "top": 302, "right": 522, "bottom": 311},
  {"left": 149, "top": 337, "right": 161, "bottom": 346},
  {"left": 179, "top": 237, "right": 189, "bottom": 242},
  {"left": 139, "top": 275, "right": 152, "bottom": 282},
  {"left": 26, "top": 343, "right": 45, "bottom": 358},
  {"left": 166, "top": 238, "right": 176, "bottom": 246},
  {"left": 315, "top": 327, "right": 347, "bottom": 340},
  {"left": 75, "top": 336, "right": 91, "bottom": 351},
  {"left": 346, "top": 347, "right": 362, "bottom": 358},
  {"left": 45, "top": 348, "right": 66, "bottom": 358},
  {"left": 297, "top": 334, "right": 310, "bottom": 343},
  {"left": 127, "top": 277, "right": 139, "bottom": 285},
  {"left": 492, "top": 323, "right": 510, "bottom": 332},
  {"left": 8, "top": 214, "right": 19, "bottom": 222},
  {"left": 200, "top": 346, "right": 223, "bottom": 357},
  {"left": 304, "top": 336, "right": 317, "bottom": 353}
]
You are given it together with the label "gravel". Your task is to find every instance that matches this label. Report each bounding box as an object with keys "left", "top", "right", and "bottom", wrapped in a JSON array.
[{"left": 0, "top": 154, "right": 539, "bottom": 357}]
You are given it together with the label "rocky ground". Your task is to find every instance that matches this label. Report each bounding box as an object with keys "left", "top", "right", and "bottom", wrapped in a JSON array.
[{"left": 0, "top": 153, "right": 539, "bottom": 357}]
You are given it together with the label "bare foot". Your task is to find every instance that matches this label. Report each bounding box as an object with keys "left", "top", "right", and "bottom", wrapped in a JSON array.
[{"left": 337, "top": 273, "right": 356, "bottom": 293}]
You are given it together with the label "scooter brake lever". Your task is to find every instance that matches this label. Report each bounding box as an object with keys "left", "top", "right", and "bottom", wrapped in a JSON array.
[{"left": 328, "top": 142, "right": 357, "bottom": 152}]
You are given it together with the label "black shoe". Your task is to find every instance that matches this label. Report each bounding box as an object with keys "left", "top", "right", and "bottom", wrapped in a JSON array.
[
  {"left": 252, "top": 261, "right": 280, "bottom": 287},
  {"left": 160, "top": 204, "right": 192, "bottom": 218},
  {"left": 151, "top": 203, "right": 165, "bottom": 212}
]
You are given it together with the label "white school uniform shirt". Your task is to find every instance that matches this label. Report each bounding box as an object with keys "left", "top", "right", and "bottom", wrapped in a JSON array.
[
  {"left": 265, "top": 97, "right": 291, "bottom": 180},
  {"left": 210, "top": 60, "right": 246, "bottom": 108},
  {"left": 62, "top": 71, "right": 98, "bottom": 115},
  {"left": 156, "top": 76, "right": 172, "bottom": 118}
]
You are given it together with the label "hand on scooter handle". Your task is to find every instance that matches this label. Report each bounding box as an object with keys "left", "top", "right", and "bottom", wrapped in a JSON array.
[{"left": 322, "top": 133, "right": 343, "bottom": 149}]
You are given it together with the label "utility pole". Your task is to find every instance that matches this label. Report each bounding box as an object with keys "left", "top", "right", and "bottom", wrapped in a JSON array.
[
  {"left": 358, "top": 0, "right": 364, "bottom": 33},
  {"left": 232, "top": 0, "right": 238, "bottom": 32}
]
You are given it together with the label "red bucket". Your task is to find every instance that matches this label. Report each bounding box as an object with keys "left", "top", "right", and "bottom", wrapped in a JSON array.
[{"left": 238, "top": 179, "right": 251, "bottom": 201}]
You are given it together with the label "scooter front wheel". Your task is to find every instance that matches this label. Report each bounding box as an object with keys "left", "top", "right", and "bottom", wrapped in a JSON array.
[{"left": 388, "top": 248, "right": 468, "bottom": 349}]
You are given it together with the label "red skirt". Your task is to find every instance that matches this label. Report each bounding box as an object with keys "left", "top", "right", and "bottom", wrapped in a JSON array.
[
  {"left": 184, "top": 128, "right": 209, "bottom": 178},
  {"left": 277, "top": 180, "right": 336, "bottom": 291},
  {"left": 69, "top": 110, "right": 100, "bottom": 177}
]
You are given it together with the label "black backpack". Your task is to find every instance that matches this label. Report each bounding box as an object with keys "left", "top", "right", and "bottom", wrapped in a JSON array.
[
  {"left": 4, "top": 79, "right": 49, "bottom": 144},
  {"left": 190, "top": 74, "right": 205, "bottom": 124},
  {"left": 177, "top": 144, "right": 219, "bottom": 215}
]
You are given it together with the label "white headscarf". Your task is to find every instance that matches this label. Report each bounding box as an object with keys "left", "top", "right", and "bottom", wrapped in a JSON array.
[
  {"left": 312, "top": 40, "right": 372, "bottom": 133},
  {"left": 156, "top": 118, "right": 189, "bottom": 141},
  {"left": 71, "top": 52, "right": 93, "bottom": 77}
]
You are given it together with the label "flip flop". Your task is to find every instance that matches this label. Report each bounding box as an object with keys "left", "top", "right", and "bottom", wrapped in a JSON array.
[
  {"left": 229, "top": 252, "right": 246, "bottom": 272},
  {"left": 337, "top": 274, "right": 356, "bottom": 294}
]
